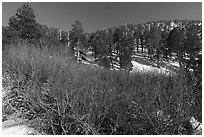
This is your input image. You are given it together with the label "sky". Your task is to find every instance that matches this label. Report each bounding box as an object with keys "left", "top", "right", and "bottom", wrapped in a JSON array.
[{"left": 2, "top": 2, "right": 202, "bottom": 33}]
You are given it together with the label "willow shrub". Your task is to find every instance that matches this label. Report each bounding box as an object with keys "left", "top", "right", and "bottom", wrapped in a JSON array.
[{"left": 2, "top": 43, "right": 200, "bottom": 135}]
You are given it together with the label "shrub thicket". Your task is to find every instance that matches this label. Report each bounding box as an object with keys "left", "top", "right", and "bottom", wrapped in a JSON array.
[{"left": 2, "top": 43, "right": 201, "bottom": 135}]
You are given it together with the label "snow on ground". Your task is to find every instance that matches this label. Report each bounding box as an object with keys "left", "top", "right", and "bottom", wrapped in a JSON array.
[
  {"left": 168, "top": 61, "right": 180, "bottom": 68},
  {"left": 131, "top": 61, "right": 175, "bottom": 75},
  {"left": 2, "top": 119, "right": 37, "bottom": 135},
  {"left": 190, "top": 117, "right": 202, "bottom": 135}
]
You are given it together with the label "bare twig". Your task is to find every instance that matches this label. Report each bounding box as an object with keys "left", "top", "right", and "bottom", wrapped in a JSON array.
[
  {"left": 131, "top": 101, "right": 159, "bottom": 134},
  {"left": 50, "top": 119, "right": 56, "bottom": 135}
]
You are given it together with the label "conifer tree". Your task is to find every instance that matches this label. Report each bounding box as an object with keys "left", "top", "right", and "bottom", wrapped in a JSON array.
[
  {"left": 8, "top": 3, "right": 42, "bottom": 40},
  {"left": 69, "top": 20, "right": 85, "bottom": 54}
]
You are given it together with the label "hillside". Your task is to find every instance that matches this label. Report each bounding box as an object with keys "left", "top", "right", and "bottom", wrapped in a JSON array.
[
  {"left": 2, "top": 44, "right": 202, "bottom": 135},
  {"left": 2, "top": 3, "right": 202, "bottom": 135}
]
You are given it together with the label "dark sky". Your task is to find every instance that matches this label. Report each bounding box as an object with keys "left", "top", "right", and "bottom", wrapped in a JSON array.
[{"left": 2, "top": 2, "right": 202, "bottom": 33}]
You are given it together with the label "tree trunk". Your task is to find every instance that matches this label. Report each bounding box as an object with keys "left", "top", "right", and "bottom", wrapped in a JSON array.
[
  {"left": 141, "top": 38, "right": 143, "bottom": 54},
  {"left": 156, "top": 48, "right": 160, "bottom": 68},
  {"left": 148, "top": 45, "right": 153, "bottom": 59},
  {"left": 178, "top": 52, "right": 185, "bottom": 70},
  {"left": 137, "top": 42, "right": 139, "bottom": 53}
]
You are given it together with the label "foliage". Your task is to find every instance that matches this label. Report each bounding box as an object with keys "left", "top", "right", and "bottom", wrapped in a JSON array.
[
  {"left": 8, "top": 3, "right": 43, "bottom": 40},
  {"left": 2, "top": 26, "right": 20, "bottom": 45},
  {"left": 166, "top": 26, "right": 186, "bottom": 66},
  {"left": 69, "top": 20, "right": 88, "bottom": 54}
]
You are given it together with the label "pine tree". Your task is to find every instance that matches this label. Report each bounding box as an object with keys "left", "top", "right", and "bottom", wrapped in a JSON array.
[
  {"left": 149, "top": 24, "right": 162, "bottom": 67},
  {"left": 167, "top": 26, "right": 186, "bottom": 68},
  {"left": 69, "top": 20, "right": 85, "bottom": 55},
  {"left": 134, "top": 24, "right": 143, "bottom": 53},
  {"left": 113, "top": 24, "right": 134, "bottom": 71},
  {"left": 8, "top": 3, "right": 42, "bottom": 40},
  {"left": 185, "top": 22, "right": 202, "bottom": 73}
]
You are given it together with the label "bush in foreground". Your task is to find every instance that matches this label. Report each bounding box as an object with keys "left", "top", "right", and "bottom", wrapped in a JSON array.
[{"left": 2, "top": 44, "right": 201, "bottom": 135}]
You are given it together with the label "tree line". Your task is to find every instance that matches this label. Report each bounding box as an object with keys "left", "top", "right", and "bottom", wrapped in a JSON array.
[{"left": 3, "top": 3, "right": 202, "bottom": 76}]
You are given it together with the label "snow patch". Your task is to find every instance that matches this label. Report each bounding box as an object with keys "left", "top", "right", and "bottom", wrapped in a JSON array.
[
  {"left": 2, "top": 119, "right": 37, "bottom": 135},
  {"left": 190, "top": 117, "right": 202, "bottom": 134},
  {"left": 168, "top": 61, "right": 180, "bottom": 68},
  {"left": 131, "top": 61, "right": 175, "bottom": 75}
]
